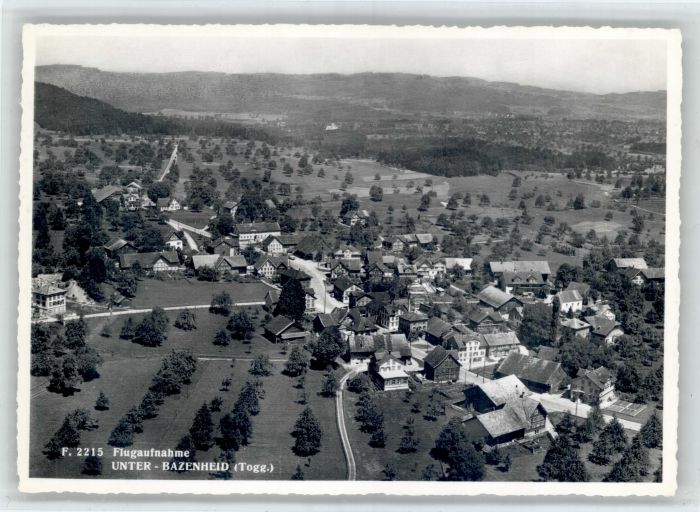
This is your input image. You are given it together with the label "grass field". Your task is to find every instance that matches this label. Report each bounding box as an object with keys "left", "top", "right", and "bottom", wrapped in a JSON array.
[
  {"left": 127, "top": 278, "right": 274, "bottom": 309},
  {"left": 342, "top": 382, "right": 459, "bottom": 481}
]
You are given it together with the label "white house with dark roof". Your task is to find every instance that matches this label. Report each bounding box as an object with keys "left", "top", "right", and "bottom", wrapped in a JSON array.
[
  {"left": 571, "top": 366, "right": 616, "bottom": 405},
  {"left": 235, "top": 222, "right": 281, "bottom": 248},
  {"left": 558, "top": 289, "right": 583, "bottom": 313}
]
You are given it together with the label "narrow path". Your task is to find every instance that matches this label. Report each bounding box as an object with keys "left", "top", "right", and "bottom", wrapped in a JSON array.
[
  {"left": 157, "top": 143, "right": 179, "bottom": 182},
  {"left": 32, "top": 301, "right": 266, "bottom": 324},
  {"left": 336, "top": 370, "right": 357, "bottom": 481}
]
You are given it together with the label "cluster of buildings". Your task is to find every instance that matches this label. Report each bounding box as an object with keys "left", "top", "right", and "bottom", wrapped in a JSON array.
[{"left": 91, "top": 181, "right": 181, "bottom": 213}]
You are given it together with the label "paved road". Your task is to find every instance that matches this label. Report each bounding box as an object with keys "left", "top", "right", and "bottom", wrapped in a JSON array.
[
  {"left": 157, "top": 143, "right": 179, "bottom": 182},
  {"left": 288, "top": 258, "right": 344, "bottom": 313},
  {"left": 165, "top": 218, "right": 212, "bottom": 240},
  {"left": 165, "top": 220, "right": 199, "bottom": 251},
  {"left": 336, "top": 370, "right": 357, "bottom": 480}
]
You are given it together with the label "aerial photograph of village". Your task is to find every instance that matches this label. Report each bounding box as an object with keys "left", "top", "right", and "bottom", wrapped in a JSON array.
[{"left": 27, "top": 35, "right": 668, "bottom": 484}]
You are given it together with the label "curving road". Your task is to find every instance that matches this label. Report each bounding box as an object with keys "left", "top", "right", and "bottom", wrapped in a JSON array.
[
  {"left": 288, "top": 258, "right": 344, "bottom": 313},
  {"left": 336, "top": 370, "right": 357, "bottom": 480}
]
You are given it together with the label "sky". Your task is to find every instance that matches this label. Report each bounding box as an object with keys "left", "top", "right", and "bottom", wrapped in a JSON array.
[{"left": 32, "top": 25, "right": 670, "bottom": 94}]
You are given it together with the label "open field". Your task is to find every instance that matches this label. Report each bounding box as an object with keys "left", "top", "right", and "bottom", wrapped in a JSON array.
[
  {"left": 127, "top": 278, "right": 274, "bottom": 309},
  {"left": 342, "top": 382, "right": 459, "bottom": 480}
]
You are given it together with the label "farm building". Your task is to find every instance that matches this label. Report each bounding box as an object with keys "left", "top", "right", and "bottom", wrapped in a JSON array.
[
  {"left": 495, "top": 352, "right": 567, "bottom": 393},
  {"left": 119, "top": 251, "right": 183, "bottom": 272},
  {"left": 463, "top": 374, "right": 531, "bottom": 413},
  {"left": 423, "top": 345, "right": 461, "bottom": 382},
  {"left": 235, "top": 222, "right": 281, "bottom": 249},
  {"left": 476, "top": 286, "right": 522, "bottom": 318},
  {"left": 263, "top": 315, "right": 308, "bottom": 343},
  {"left": 584, "top": 314, "right": 624, "bottom": 345},
  {"left": 462, "top": 395, "right": 550, "bottom": 446},
  {"left": 481, "top": 331, "right": 522, "bottom": 359}
]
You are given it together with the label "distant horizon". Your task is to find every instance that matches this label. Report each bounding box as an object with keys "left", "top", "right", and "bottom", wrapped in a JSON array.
[
  {"left": 31, "top": 25, "right": 669, "bottom": 95},
  {"left": 36, "top": 63, "right": 667, "bottom": 96}
]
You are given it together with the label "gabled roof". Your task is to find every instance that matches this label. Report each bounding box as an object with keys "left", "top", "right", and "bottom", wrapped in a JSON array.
[
  {"left": 348, "top": 334, "right": 376, "bottom": 354},
  {"left": 373, "top": 333, "right": 411, "bottom": 359},
  {"left": 496, "top": 352, "right": 564, "bottom": 386},
  {"left": 423, "top": 345, "right": 459, "bottom": 369},
  {"left": 477, "top": 286, "right": 519, "bottom": 309},
  {"left": 192, "top": 254, "right": 222, "bottom": 270},
  {"left": 469, "top": 308, "right": 505, "bottom": 324},
  {"left": 415, "top": 233, "right": 435, "bottom": 244},
  {"left": 279, "top": 268, "right": 312, "bottom": 282},
  {"left": 482, "top": 331, "right": 521, "bottom": 348},
  {"left": 400, "top": 311, "right": 429, "bottom": 323},
  {"left": 254, "top": 254, "right": 288, "bottom": 270},
  {"left": 330, "top": 259, "right": 362, "bottom": 272},
  {"left": 576, "top": 366, "right": 612, "bottom": 390},
  {"left": 119, "top": 251, "right": 179, "bottom": 269},
  {"left": 584, "top": 315, "right": 621, "bottom": 337},
  {"left": 444, "top": 258, "right": 473, "bottom": 270},
  {"left": 221, "top": 255, "right": 247, "bottom": 269},
  {"left": 261, "top": 235, "right": 283, "bottom": 249},
  {"left": 333, "top": 275, "right": 359, "bottom": 292},
  {"left": 470, "top": 374, "right": 530, "bottom": 407},
  {"left": 474, "top": 396, "right": 544, "bottom": 438},
  {"left": 560, "top": 317, "right": 590, "bottom": 331},
  {"left": 558, "top": 289, "right": 582, "bottom": 304},
  {"left": 641, "top": 267, "right": 665, "bottom": 280},
  {"left": 565, "top": 281, "right": 591, "bottom": 296},
  {"left": 425, "top": 316, "right": 452, "bottom": 338},
  {"left": 612, "top": 258, "right": 648, "bottom": 270},
  {"left": 223, "top": 200, "right": 237, "bottom": 209},
  {"left": 502, "top": 271, "right": 545, "bottom": 286},
  {"left": 210, "top": 236, "right": 239, "bottom": 248},
  {"left": 91, "top": 185, "right": 122, "bottom": 203},
  {"left": 264, "top": 315, "right": 296, "bottom": 335},
  {"left": 236, "top": 221, "right": 281, "bottom": 234},
  {"left": 104, "top": 238, "right": 134, "bottom": 252},
  {"left": 489, "top": 261, "right": 551, "bottom": 275}
]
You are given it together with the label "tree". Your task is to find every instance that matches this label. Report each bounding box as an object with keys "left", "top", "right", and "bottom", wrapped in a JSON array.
[
  {"left": 639, "top": 412, "right": 662, "bottom": 449},
  {"left": 284, "top": 346, "right": 309, "bottom": 376},
  {"left": 577, "top": 401, "right": 604, "bottom": 443},
  {"left": 174, "top": 309, "right": 197, "bottom": 330},
  {"left": 189, "top": 403, "right": 214, "bottom": 450},
  {"left": 310, "top": 326, "right": 346, "bottom": 368},
  {"left": 49, "top": 354, "right": 81, "bottom": 394},
  {"left": 398, "top": 419, "right": 419, "bottom": 453},
  {"left": 433, "top": 418, "right": 485, "bottom": 481},
  {"left": 320, "top": 373, "right": 338, "bottom": 397},
  {"left": 120, "top": 317, "right": 137, "bottom": 339},
  {"left": 518, "top": 302, "right": 554, "bottom": 348},
  {"left": 275, "top": 278, "right": 306, "bottom": 321},
  {"left": 235, "top": 381, "right": 261, "bottom": 416},
  {"left": 210, "top": 291, "right": 232, "bottom": 316},
  {"left": 369, "top": 185, "right": 383, "bottom": 202},
  {"left": 249, "top": 354, "right": 273, "bottom": 376},
  {"left": 418, "top": 194, "right": 431, "bottom": 211},
  {"left": 213, "top": 329, "right": 231, "bottom": 347},
  {"left": 108, "top": 418, "right": 134, "bottom": 447},
  {"left": 82, "top": 455, "right": 102, "bottom": 475},
  {"left": 604, "top": 434, "right": 649, "bottom": 482},
  {"left": 291, "top": 465, "right": 305, "bottom": 480},
  {"left": 590, "top": 417, "right": 627, "bottom": 465},
  {"left": 138, "top": 390, "right": 162, "bottom": 419},
  {"left": 44, "top": 418, "right": 81, "bottom": 459},
  {"left": 227, "top": 311, "right": 255, "bottom": 340},
  {"left": 537, "top": 436, "right": 589, "bottom": 482},
  {"left": 573, "top": 194, "right": 586, "bottom": 210},
  {"left": 382, "top": 463, "right": 397, "bottom": 481},
  {"left": 95, "top": 391, "right": 110, "bottom": 411},
  {"left": 134, "top": 310, "right": 169, "bottom": 347},
  {"left": 369, "top": 424, "right": 387, "bottom": 447},
  {"left": 292, "top": 407, "right": 323, "bottom": 456},
  {"left": 171, "top": 435, "right": 196, "bottom": 471}
]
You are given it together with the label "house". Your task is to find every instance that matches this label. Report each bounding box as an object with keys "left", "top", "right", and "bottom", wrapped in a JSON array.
[
  {"left": 463, "top": 374, "right": 531, "bottom": 413},
  {"left": 369, "top": 333, "right": 413, "bottom": 391},
  {"left": 621, "top": 267, "right": 646, "bottom": 287},
  {"left": 640, "top": 267, "right": 665, "bottom": 284},
  {"left": 340, "top": 209, "right": 369, "bottom": 226},
  {"left": 463, "top": 394, "right": 550, "bottom": 446},
  {"left": 31, "top": 278, "right": 67, "bottom": 316},
  {"left": 424, "top": 316, "right": 454, "bottom": 345},
  {"left": 444, "top": 258, "right": 473, "bottom": 276},
  {"left": 254, "top": 254, "right": 288, "bottom": 280},
  {"left": 343, "top": 309, "right": 379, "bottom": 336},
  {"left": 609, "top": 258, "right": 648, "bottom": 271},
  {"left": 235, "top": 222, "right": 281, "bottom": 249},
  {"left": 191, "top": 254, "right": 223, "bottom": 272},
  {"left": 209, "top": 237, "right": 240, "bottom": 257},
  {"left": 91, "top": 185, "right": 122, "bottom": 204},
  {"left": 329, "top": 259, "right": 363, "bottom": 280},
  {"left": 398, "top": 311, "right": 429, "bottom": 339},
  {"left": 140, "top": 196, "right": 156, "bottom": 209},
  {"left": 303, "top": 287, "right": 316, "bottom": 313},
  {"left": 501, "top": 271, "right": 546, "bottom": 295},
  {"left": 264, "top": 290, "right": 280, "bottom": 312},
  {"left": 261, "top": 235, "right": 285, "bottom": 255},
  {"left": 382, "top": 236, "right": 405, "bottom": 252},
  {"left": 565, "top": 281, "right": 591, "bottom": 301},
  {"left": 332, "top": 276, "right": 362, "bottom": 306},
  {"left": 414, "top": 257, "right": 445, "bottom": 279},
  {"left": 536, "top": 346, "right": 560, "bottom": 362},
  {"left": 367, "top": 262, "right": 393, "bottom": 282},
  {"left": 584, "top": 315, "right": 624, "bottom": 345},
  {"left": 277, "top": 234, "right": 300, "bottom": 253},
  {"left": 559, "top": 317, "right": 591, "bottom": 339},
  {"left": 156, "top": 197, "right": 181, "bottom": 212},
  {"left": 263, "top": 315, "right": 308, "bottom": 343},
  {"left": 558, "top": 289, "right": 583, "bottom": 314},
  {"left": 278, "top": 268, "right": 312, "bottom": 287},
  {"left": 294, "top": 235, "right": 334, "bottom": 261},
  {"left": 103, "top": 238, "right": 137, "bottom": 258},
  {"left": 423, "top": 345, "right": 461, "bottom": 382},
  {"left": 347, "top": 335, "right": 376, "bottom": 367},
  {"left": 218, "top": 255, "right": 248, "bottom": 275},
  {"left": 468, "top": 308, "right": 507, "bottom": 334},
  {"left": 377, "top": 303, "right": 402, "bottom": 332},
  {"left": 312, "top": 308, "right": 348, "bottom": 333},
  {"left": 495, "top": 352, "right": 567, "bottom": 393},
  {"left": 119, "top": 251, "right": 183, "bottom": 272},
  {"left": 489, "top": 260, "right": 552, "bottom": 282},
  {"left": 570, "top": 366, "right": 616, "bottom": 405},
  {"left": 334, "top": 245, "right": 362, "bottom": 260},
  {"left": 443, "top": 332, "right": 486, "bottom": 370},
  {"left": 481, "top": 331, "right": 522, "bottom": 359},
  {"left": 395, "top": 262, "right": 418, "bottom": 280},
  {"left": 477, "top": 286, "right": 522, "bottom": 318},
  {"left": 222, "top": 200, "right": 238, "bottom": 217},
  {"left": 165, "top": 231, "right": 184, "bottom": 251}
]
